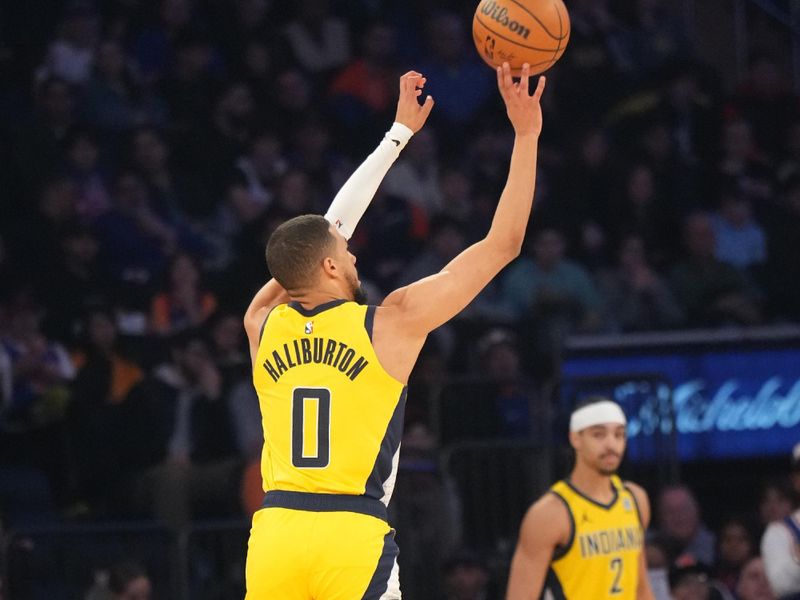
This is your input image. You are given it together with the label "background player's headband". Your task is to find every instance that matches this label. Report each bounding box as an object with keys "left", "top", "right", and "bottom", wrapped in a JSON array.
[{"left": 569, "top": 400, "right": 627, "bottom": 432}]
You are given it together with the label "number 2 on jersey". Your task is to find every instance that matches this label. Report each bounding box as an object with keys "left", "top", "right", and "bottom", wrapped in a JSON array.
[
  {"left": 610, "top": 557, "right": 623, "bottom": 595},
  {"left": 291, "top": 388, "right": 331, "bottom": 468}
]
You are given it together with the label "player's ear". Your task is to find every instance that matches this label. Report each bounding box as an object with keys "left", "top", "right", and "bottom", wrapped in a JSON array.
[{"left": 321, "top": 256, "right": 337, "bottom": 278}]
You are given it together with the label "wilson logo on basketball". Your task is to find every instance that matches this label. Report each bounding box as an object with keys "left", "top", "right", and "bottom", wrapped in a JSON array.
[{"left": 480, "top": 0, "right": 531, "bottom": 40}]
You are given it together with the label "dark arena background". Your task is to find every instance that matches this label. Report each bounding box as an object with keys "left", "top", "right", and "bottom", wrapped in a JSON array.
[{"left": 1, "top": 0, "right": 799, "bottom": 598}]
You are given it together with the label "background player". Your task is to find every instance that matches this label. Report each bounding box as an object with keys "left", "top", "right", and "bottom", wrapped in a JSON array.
[
  {"left": 242, "top": 62, "right": 546, "bottom": 599},
  {"left": 506, "top": 398, "right": 656, "bottom": 600}
]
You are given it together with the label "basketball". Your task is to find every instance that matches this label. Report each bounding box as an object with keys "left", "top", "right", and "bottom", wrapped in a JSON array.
[{"left": 472, "top": 0, "right": 570, "bottom": 76}]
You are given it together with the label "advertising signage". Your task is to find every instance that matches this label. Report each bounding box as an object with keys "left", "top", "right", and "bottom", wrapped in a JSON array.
[{"left": 561, "top": 328, "right": 800, "bottom": 462}]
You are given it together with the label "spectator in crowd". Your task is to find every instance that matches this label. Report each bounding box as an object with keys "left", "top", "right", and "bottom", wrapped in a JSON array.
[
  {"left": 735, "top": 556, "right": 776, "bottom": 600},
  {"left": 645, "top": 534, "right": 674, "bottom": 600},
  {"left": 711, "top": 188, "right": 767, "bottom": 273},
  {"left": 761, "top": 504, "right": 800, "bottom": 599},
  {"left": 157, "top": 28, "right": 221, "bottom": 134},
  {"left": 763, "top": 176, "right": 800, "bottom": 321},
  {"left": 476, "top": 328, "right": 534, "bottom": 439},
  {"left": 669, "top": 562, "right": 732, "bottom": 600},
  {"left": 716, "top": 117, "right": 775, "bottom": 205},
  {"left": 670, "top": 212, "right": 762, "bottom": 327},
  {"left": 758, "top": 479, "right": 797, "bottom": 526},
  {"left": 281, "top": 0, "right": 351, "bottom": 78},
  {"left": 790, "top": 443, "right": 800, "bottom": 499},
  {"left": 714, "top": 516, "right": 757, "bottom": 595},
  {"left": 382, "top": 128, "right": 443, "bottom": 215},
  {"left": 69, "top": 307, "right": 144, "bottom": 513},
  {"left": 149, "top": 252, "right": 217, "bottom": 337},
  {"left": 12, "top": 77, "right": 79, "bottom": 194},
  {"left": 392, "top": 422, "right": 461, "bottom": 600},
  {"left": 498, "top": 227, "right": 602, "bottom": 329},
  {"left": 328, "top": 21, "right": 399, "bottom": 135},
  {"left": 93, "top": 170, "right": 175, "bottom": 293},
  {"left": 130, "top": 0, "right": 197, "bottom": 85},
  {"left": 657, "top": 484, "right": 716, "bottom": 566},
  {"left": 396, "top": 216, "right": 467, "bottom": 288},
  {"left": 597, "top": 234, "right": 685, "bottom": 332},
  {"left": 62, "top": 127, "right": 112, "bottom": 222},
  {"left": 85, "top": 558, "right": 153, "bottom": 600},
  {"left": 441, "top": 549, "right": 495, "bottom": 600},
  {"left": 36, "top": 1, "right": 99, "bottom": 85},
  {"left": 42, "top": 224, "right": 107, "bottom": 348},
  {"left": 234, "top": 129, "right": 287, "bottom": 209},
  {"left": 122, "top": 331, "right": 240, "bottom": 529},
  {"left": 611, "top": 163, "right": 679, "bottom": 267},
  {"left": 80, "top": 38, "right": 167, "bottom": 137},
  {"left": 418, "top": 12, "right": 493, "bottom": 134}
]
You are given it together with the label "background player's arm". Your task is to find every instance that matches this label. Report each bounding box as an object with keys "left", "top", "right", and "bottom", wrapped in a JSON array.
[
  {"left": 382, "top": 64, "right": 544, "bottom": 335},
  {"left": 506, "top": 493, "right": 571, "bottom": 600},
  {"left": 626, "top": 482, "right": 656, "bottom": 600}
]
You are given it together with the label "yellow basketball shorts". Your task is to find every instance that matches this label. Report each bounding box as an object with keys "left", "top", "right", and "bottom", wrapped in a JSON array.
[{"left": 245, "top": 491, "right": 400, "bottom": 599}]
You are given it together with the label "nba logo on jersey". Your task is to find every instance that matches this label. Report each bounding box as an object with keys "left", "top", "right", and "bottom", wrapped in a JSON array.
[
  {"left": 304, "top": 321, "right": 314, "bottom": 334},
  {"left": 623, "top": 498, "right": 632, "bottom": 511}
]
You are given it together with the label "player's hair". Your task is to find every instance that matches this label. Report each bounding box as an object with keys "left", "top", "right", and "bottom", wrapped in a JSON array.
[{"left": 266, "top": 214, "right": 335, "bottom": 291}]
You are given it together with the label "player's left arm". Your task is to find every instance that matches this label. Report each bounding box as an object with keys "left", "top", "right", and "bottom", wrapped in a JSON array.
[
  {"left": 244, "top": 279, "right": 290, "bottom": 360},
  {"left": 626, "top": 481, "right": 656, "bottom": 600}
]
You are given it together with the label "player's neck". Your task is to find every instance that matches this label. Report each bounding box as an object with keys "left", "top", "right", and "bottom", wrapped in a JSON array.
[
  {"left": 289, "top": 284, "right": 350, "bottom": 310},
  {"left": 569, "top": 463, "right": 615, "bottom": 504}
]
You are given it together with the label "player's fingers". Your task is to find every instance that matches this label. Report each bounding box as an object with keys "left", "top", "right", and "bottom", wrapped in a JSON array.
[
  {"left": 403, "top": 75, "right": 420, "bottom": 95},
  {"left": 496, "top": 66, "right": 504, "bottom": 95},
  {"left": 520, "top": 63, "right": 530, "bottom": 96},
  {"left": 502, "top": 62, "right": 513, "bottom": 91},
  {"left": 532, "top": 75, "right": 546, "bottom": 102},
  {"left": 420, "top": 95, "right": 435, "bottom": 118}
]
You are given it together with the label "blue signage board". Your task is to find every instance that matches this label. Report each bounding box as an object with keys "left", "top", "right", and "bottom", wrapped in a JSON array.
[{"left": 561, "top": 338, "right": 800, "bottom": 462}]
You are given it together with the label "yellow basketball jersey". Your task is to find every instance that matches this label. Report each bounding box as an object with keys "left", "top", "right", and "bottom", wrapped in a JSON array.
[
  {"left": 544, "top": 476, "right": 643, "bottom": 599},
  {"left": 252, "top": 299, "right": 406, "bottom": 502}
]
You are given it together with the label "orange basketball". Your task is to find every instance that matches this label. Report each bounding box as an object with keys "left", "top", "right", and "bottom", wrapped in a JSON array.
[{"left": 472, "top": 0, "right": 570, "bottom": 76}]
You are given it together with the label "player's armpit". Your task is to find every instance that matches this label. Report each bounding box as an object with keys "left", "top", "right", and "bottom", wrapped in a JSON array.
[
  {"left": 381, "top": 237, "right": 519, "bottom": 335},
  {"left": 506, "top": 494, "right": 571, "bottom": 600}
]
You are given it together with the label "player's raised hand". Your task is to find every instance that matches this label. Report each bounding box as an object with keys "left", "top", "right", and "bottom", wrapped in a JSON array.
[
  {"left": 394, "top": 71, "right": 435, "bottom": 133},
  {"left": 497, "top": 62, "right": 546, "bottom": 137}
]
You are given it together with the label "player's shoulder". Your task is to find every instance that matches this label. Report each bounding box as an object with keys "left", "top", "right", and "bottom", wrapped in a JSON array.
[
  {"left": 519, "top": 490, "right": 573, "bottom": 545},
  {"left": 622, "top": 480, "right": 651, "bottom": 524},
  {"left": 621, "top": 480, "right": 649, "bottom": 503},
  {"left": 527, "top": 489, "right": 573, "bottom": 523}
]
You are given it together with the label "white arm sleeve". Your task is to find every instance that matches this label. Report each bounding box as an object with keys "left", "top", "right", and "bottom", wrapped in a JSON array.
[
  {"left": 324, "top": 122, "right": 414, "bottom": 240},
  {"left": 761, "top": 520, "right": 800, "bottom": 597}
]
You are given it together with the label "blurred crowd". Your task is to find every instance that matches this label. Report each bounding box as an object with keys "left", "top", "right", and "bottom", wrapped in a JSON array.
[{"left": 1, "top": 0, "right": 800, "bottom": 598}]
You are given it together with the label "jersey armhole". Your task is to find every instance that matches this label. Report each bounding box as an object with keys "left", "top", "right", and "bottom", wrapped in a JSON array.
[
  {"left": 549, "top": 490, "right": 575, "bottom": 561},
  {"left": 258, "top": 305, "right": 279, "bottom": 344},
  {"left": 623, "top": 483, "right": 644, "bottom": 528},
  {"left": 364, "top": 305, "right": 376, "bottom": 342}
]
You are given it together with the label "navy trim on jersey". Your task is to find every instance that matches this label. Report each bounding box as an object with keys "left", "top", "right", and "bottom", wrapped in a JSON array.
[
  {"left": 361, "top": 529, "right": 399, "bottom": 600},
  {"left": 549, "top": 490, "right": 576, "bottom": 561},
  {"left": 258, "top": 305, "right": 278, "bottom": 344},
  {"left": 364, "top": 305, "right": 376, "bottom": 342},
  {"left": 541, "top": 567, "right": 568, "bottom": 600},
  {"left": 623, "top": 484, "right": 644, "bottom": 528},
  {"left": 261, "top": 490, "right": 388, "bottom": 521},
  {"left": 564, "top": 478, "right": 619, "bottom": 510},
  {"left": 288, "top": 298, "right": 347, "bottom": 317},
  {"left": 364, "top": 387, "right": 407, "bottom": 500}
]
